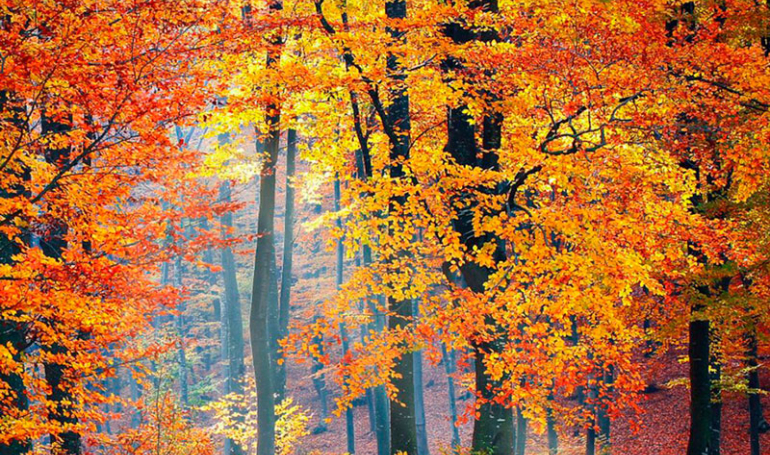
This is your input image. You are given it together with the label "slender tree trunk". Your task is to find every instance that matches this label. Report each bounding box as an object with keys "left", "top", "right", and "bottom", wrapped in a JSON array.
[
  {"left": 547, "top": 404, "right": 558, "bottom": 455},
  {"left": 748, "top": 324, "right": 762, "bottom": 455},
  {"left": 375, "top": 296, "right": 391, "bottom": 455},
  {"left": 332, "top": 176, "right": 354, "bottom": 453},
  {"left": 413, "top": 299, "right": 429, "bottom": 455},
  {"left": 366, "top": 354, "right": 377, "bottom": 433},
  {"left": 441, "top": 343, "right": 461, "bottom": 449},
  {"left": 335, "top": 5, "right": 390, "bottom": 445},
  {"left": 218, "top": 141, "right": 246, "bottom": 455},
  {"left": 250, "top": 111, "right": 280, "bottom": 455},
  {"left": 598, "top": 367, "right": 612, "bottom": 454},
  {"left": 248, "top": 2, "right": 283, "bottom": 453},
  {"left": 174, "top": 255, "right": 189, "bottom": 407},
  {"left": 586, "top": 418, "right": 596, "bottom": 455},
  {"left": 310, "top": 317, "right": 329, "bottom": 433},
  {"left": 710, "top": 353, "right": 721, "bottom": 455},
  {"left": 276, "top": 128, "right": 297, "bottom": 401},
  {"left": 129, "top": 373, "right": 141, "bottom": 427},
  {"left": 201, "top": 218, "right": 219, "bottom": 374},
  {"left": 353, "top": 150, "right": 388, "bottom": 453}
]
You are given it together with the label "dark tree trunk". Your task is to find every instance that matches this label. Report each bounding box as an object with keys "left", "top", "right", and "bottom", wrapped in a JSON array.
[
  {"left": 688, "top": 312, "right": 711, "bottom": 455},
  {"left": 586, "top": 419, "right": 596, "bottom": 455},
  {"left": 385, "top": 1, "right": 417, "bottom": 453},
  {"left": 442, "top": 0, "right": 515, "bottom": 450},
  {"left": 748, "top": 324, "right": 763, "bottom": 455},
  {"left": 547, "top": 405, "right": 558, "bottom": 455},
  {"left": 472, "top": 349, "right": 515, "bottom": 455},
  {"left": 41, "top": 113, "right": 81, "bottom": 455},
  {"left": 0, "top": 88, "right": 31, "bottom": 455},
  {"left": 44, "top": 343, "right": 81, "bottom": 455},
  {"left": 276, "top": 128, "right": 297, "bottom": 401},
  {"left": 0, "top": 320, "right": 30, "bottom": 455}
]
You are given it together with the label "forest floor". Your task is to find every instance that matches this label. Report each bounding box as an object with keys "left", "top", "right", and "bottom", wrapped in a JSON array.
[{"left": 286, "top": 350, "right": 770, "bottom": 455}]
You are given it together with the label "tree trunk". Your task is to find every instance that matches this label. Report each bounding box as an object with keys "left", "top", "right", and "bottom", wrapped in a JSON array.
[
  {"left": 218, "top": 148, "right": 246, "bottom": 455},
  {"left": 442, "top": 9, "right": 515, "bottom": 453},
  {"left": 710, "top": 354, "right": 721, "bottom": 455},
  {"left": 310, "top": 318, "right": 329, "bottom": 433},
  {"left": 547, "top": 404, "right": 558, "bottom": 455},
  {"left": 597, "top": 367, "right": 612, "bottom": 455},
  {"left": 413, "top": 299, "right": 429, "bottom": 455},
  {"left": 688, "top": 311, "right": 711, "bottom": 455},
  {"left": 335, "top": 176, "right": 356, "bottom": 453},
  {"left": 276, "top": 128, "right": 297, "bottom": 401},
  {"left": 748, "top": 324, "right": 762, "bottom": 455},
  {"left": 201, "top": 218, "right": 219, "bottom": 374},
  {"left": 250, "top": 110, "right": 280, "bottom": 455},
  {"left": 41, "top": 113, "right": 81, "bottom": 455},
  {"left": 441, "top": 343, "right": 461, "bottom": 449},
  {"left": 44, "top": 343, "right": 81, "bottom": 455},
  {"left": 471, "top": 349, "right": 516, "bottom": 455},
  {"left": 174, "top": 255, "right": 189, "bottom": 407},
  {"left": 248, "top": 2, "right": 283, "bottom": 452},
  {"left": 0, "top": 88, "right": 31, "bottom": 455},
  {"left": 385, "top": 1, "right": 417, "bottom": 453},
  {"left": 515, "top": 407, "right": 527, "bottom": 455}
]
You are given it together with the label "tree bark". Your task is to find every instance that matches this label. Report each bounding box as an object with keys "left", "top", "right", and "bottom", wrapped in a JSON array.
[
  {"left": 471, "top": 349, "right": 516, "bottom": 455},
  {"left": 515, "top": 407, "right": 527, "bottom": 455},
  {"left": 547, "top": 404, "right": 558, "bottom": 455},
  {"left": 688, "top": 312, "right": 711, "bottom": 455},
  {"left": 710, "top": 353, "right": 721, "bottom": 455},
  {"left": 41, "top": 113, "right": 81, "bottom": 455},
  {"left": 247, "top": 2, "right": 283, "bottom": 453},
  {"left": 748, "top": 324, "right": 762, "bottom": 455},
  {"left": 218, "top": 143, "right": 246, "bottom": 455},
  {"left": 598, "top": 367, "right": 613, "bottom": 454},
  {"left": 441, "top": 343, "right": 461, "bottom": 449},
  {"left": 276, "top": 128, "right": 297, "bottom": 401},
  {"left": 413, "top": 299, "right": 429, "bottom": 455},
  {"left": 385, "top": 1, "right": 417, "bottom": 453},
  {"left": 174, "top": 254, "right": 189, "bottom": 407},
  {"left": 441, "top": 1, "right": 515, "bottom": 451},
  {"left": 0, "top": 88, "right": 31, "bottom": 455},
  {"left": 334, "top": 175, "right": 356, "bottom": 453},
  {"left": 250, "top": 101, "right": 280, "bottom": 455}
]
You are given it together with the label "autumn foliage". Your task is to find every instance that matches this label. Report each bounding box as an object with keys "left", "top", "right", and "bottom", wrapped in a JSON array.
[{"left": 3, "top": 0, "right": 770, "bottom": 455}]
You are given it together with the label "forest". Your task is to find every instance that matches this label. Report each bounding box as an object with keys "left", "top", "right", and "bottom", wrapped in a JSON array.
[{"left": 3, "top": 0, "right": 770, "bottom": 454}]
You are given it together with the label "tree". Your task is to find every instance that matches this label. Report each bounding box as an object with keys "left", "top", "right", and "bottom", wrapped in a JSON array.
[{"left": 0, "top": 0, "right": 225, "bottom": 450}]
